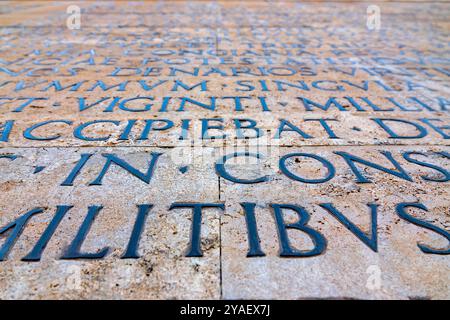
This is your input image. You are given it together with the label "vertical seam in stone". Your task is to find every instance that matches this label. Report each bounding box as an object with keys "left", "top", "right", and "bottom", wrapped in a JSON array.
[{"left": 214, "top": 5, "right": 226, "bottom": 299}]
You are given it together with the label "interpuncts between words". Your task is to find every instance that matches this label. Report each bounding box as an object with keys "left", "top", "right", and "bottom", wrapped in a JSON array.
[{"left": 0, "top": 149, "right": 449, "bottom": 261}]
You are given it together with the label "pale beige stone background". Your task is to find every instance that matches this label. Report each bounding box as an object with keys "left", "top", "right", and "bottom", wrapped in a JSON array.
[{"left": 0, "top": 1, "right": 448, "bottom": 299}]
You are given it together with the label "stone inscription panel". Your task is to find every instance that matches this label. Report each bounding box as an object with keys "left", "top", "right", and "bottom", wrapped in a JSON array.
[{"left": 0, "top": 1, "right": 448, "bottom": 299}]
